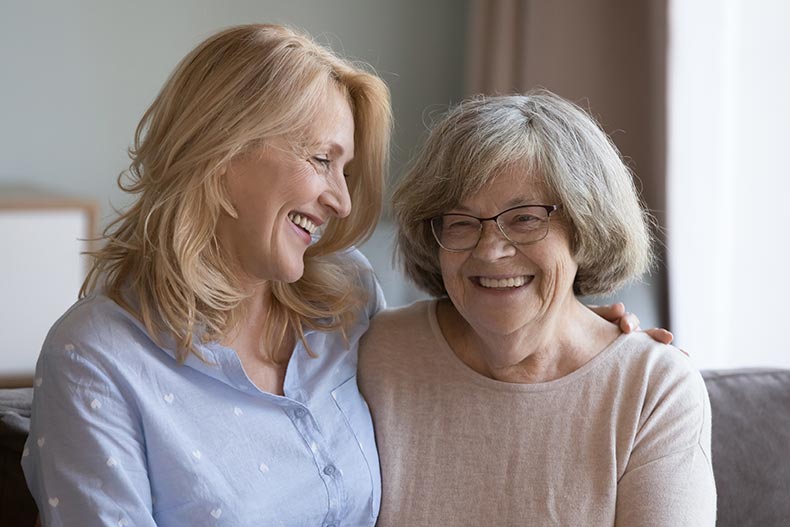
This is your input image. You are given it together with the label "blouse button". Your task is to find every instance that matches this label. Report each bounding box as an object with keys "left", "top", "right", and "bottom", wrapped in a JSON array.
[
  {"left": 323, "top": 464, "right": 337, "bottom": 476},
  {"left": 294, "top": 407, "right": 307, "bottom": 419}
]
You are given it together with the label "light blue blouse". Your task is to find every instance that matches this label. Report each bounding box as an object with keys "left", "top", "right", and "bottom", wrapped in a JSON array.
[{"left": 22, "top": 250, "right": 384, "bottom": 527}]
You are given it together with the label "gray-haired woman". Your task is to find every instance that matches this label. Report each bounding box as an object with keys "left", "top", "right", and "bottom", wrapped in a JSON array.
[{"left": 359, "top": 91, "right": 716, "bottom": 526}]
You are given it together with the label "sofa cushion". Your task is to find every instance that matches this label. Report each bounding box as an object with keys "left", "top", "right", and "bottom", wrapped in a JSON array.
[
  {"left": 703, "top": 369, "right": 790, "bottom": 527},
  {"left": 0, "top": 387, "right": 38, "bottom": 527}
]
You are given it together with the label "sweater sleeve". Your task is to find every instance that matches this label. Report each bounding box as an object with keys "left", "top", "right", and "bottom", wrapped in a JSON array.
[
  {"left": 22, "top": 340, "right": 157, "bottom": 527},
  {"left": 615, "top": 366, "right": 717, "bottom": 526}
]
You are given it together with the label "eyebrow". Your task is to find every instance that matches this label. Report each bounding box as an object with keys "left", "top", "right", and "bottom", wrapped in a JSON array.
[
  {"left": 325, "top": 142, "right": 355, "bottom": 164},
  {"left": 327, "top": 142, "right": 344, "bottom": 154}
]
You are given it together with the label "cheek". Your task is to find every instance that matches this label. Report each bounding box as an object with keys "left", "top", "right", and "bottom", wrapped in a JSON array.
[
  {"left": 554, "top": 235, "right": 579, "bottom": 281},
  {"left": 280, "top": 169, "right": 327, "bottom": 208},
  {"left": 539, "top": 249, "right": 578, "bottom": 295},
  {"left": 223, "top": 172, "right": 247, "bottom": 209},
  {"left": 226, "top": 171, "right": 270, "bottom": 221},
  {"left": 439, "top": 253, "right": 466, "bottom": 297}
]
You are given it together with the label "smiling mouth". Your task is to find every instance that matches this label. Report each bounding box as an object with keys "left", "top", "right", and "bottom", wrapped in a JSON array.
[
  {"left": 477, "top": 275, "right": 531, "bottom": 289},
  {"left": 288, "top": 213, "right": 318, "bottom": 235}
]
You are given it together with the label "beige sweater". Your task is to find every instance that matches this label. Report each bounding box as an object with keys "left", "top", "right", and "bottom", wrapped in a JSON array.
[{"left": 358, "top": 300, "right": 716, "bottom": 526}]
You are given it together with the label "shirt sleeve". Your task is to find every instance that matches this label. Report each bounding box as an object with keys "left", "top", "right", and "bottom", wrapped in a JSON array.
[
  {"left": 345, "top": 247, "right": 387, "bottom": 318},
  {"left": 615, "top": 368, "right": 717, "bottom": 526},
  {"left": 369, "top": 272, "right": 386, "bottom": 317},
  {"left": 22, "top": 340, "right": 157, "bottom": 527}
]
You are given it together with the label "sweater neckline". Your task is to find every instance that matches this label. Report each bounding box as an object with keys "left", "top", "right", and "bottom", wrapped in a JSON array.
[{"left": 424, "top": 299, "right": 628, "bottom": 393}]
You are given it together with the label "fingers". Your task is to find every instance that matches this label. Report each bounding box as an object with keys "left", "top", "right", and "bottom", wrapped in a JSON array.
[
  {"left": 587, "top": 302, "right": 677, "bottom": 348},
  {"left": 643, "top": 328, "right": 674, "bottom": 345},
  {"left": 588, "top": 302, "right": 625, "bottom": 321},
  {"left": 618, "top": 312, "right": 640, "bottom": 333}
]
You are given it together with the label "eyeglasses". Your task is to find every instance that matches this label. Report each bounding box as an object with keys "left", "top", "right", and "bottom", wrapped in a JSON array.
[{"left": 430, "top": 204, "right": 561, "bottom": 252}]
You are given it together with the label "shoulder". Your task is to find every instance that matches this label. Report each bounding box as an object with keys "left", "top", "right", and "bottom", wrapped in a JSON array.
[
  {"left": 38, "top": 291, "right": 156, "bottom": 376},
  {"left": 339, "top": 246, "right": 374, "bottom": 270},
  {"left": 610, "top": 332, "right": 710, "bottom": 436},
  {"left": 338, "top": 247, "right": 376, "bottom": 288},
  {"left": 358, "top": 301, "right": 434, "bottom": 390},
  {"left": 45, "top": 292, "right": 133, "bottom": 346},
  {"left": 361, "top": 300, "right": 433, "bottom": 357},
  {"left": 338, "top": 246, "right": 386, "bottom": 315},
  {"left": 615, "top": 332, "right": 706, "bottom": 396},
  {"left": 368, "top": 300, "right": 431, "bottom": 335},
  {"left": 29, "top": 294, "right": 158, "bottom": 427}
]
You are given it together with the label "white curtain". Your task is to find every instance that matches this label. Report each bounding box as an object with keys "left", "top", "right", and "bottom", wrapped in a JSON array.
[{"left": 668, "top": 0, "right": 790, "bottom": 368}]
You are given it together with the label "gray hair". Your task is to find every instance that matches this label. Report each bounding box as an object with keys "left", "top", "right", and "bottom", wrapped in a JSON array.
[{"left": 392, "top": 90, "right": 654, "bottom": 297}]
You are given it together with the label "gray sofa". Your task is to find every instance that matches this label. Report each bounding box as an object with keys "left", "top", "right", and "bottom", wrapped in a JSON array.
[
  {"left": 2, "top": 369, "right": 789, "bottom": 526},
  {"left": 703, "top": 369, "right": 790, "bottom": 526}
]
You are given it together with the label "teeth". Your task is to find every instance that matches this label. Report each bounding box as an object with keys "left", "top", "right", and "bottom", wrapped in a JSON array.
[
  {"left": 479, "top": 276, "right": 528, "bottom": 289},
  {"left": 288, "top": 213, "right": 317, "bottom": 234}
]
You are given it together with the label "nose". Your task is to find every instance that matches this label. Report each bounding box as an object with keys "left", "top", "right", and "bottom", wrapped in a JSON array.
[
  {"left": 319, "top": 170, "right": 352, "bottom": 218},
  {"left": 471, "top": 220, "right": 516, "bottom": 261}
]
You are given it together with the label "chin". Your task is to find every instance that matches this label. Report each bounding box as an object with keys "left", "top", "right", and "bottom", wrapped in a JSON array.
[
  {"left": 277, "top": 264, "right": 306, "bottom": 283},
  {"left": 251, "top": 259, "right": 305, "bottom": 284},
  {"left": 283, "top": 254, "right": 310, "bottom": 282}
]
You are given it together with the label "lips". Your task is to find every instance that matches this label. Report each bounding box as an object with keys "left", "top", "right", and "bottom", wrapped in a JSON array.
[{"left": 477, "top": 275, "right": 532, "bottom": 289}]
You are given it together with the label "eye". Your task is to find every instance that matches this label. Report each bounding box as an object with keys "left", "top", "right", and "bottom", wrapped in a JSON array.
[
  {"left": 311, "top": 155, "right": 331, "bottom": 169},
  {"left": 515, "top": 214, "right": 540, "bottom": 223},
  {"left": 445, "top": 217, "right": 477, "bottom": 230},
  {"left": 509, "top": 213, "right": 543, "bottom": 231}
]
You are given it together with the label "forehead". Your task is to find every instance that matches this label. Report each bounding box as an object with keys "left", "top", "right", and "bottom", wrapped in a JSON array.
[
  {"left": 455, "top": 164, "right": 552, "bottom": 212},
  {"left": 307, "top": 87, "right": 355, "bottom": 157}
]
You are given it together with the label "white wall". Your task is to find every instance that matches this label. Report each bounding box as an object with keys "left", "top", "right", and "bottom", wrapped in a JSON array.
[
  {"left": 0, "top": 207, "right": 91, "bottom": 378},
  {"left": 668, "top": 0, "right": 790, "bottom": 369}
]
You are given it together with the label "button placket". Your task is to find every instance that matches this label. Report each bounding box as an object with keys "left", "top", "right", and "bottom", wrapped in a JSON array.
[{"left": 287, "top": 404, "right": 345, "bottom": 523}]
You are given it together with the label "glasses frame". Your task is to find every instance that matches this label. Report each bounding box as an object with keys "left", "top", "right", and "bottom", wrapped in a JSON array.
[{"left": 430, "top": 204, "right": 561, "bottom": 252}]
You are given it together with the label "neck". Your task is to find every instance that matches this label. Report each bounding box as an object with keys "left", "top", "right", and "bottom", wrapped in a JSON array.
[
  {"left": 437, "top": 295, "right": 620, "bottom": 384},
  {"left": 224, "top": 281, "right": 292, "bottom": 361},
  {"left": 222, "top": 281, "right": 295, "bottom": 395}
]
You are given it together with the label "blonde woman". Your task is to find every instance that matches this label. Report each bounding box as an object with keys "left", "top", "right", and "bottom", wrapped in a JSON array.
[{"left": 22, "top": 24, "right": 391, "bottom": 526}]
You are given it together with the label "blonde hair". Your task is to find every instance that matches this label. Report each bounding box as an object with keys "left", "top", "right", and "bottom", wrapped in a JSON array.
[
  {"left": 82, "top": 24, "right": 392, "bottom": 362},
  {"left": 393, "top": 90, "right": 653, "bottom": 297}
]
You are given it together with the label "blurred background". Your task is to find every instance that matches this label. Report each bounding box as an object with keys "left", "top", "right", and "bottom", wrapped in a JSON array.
[{"left": 1, "top": 0, "right": 788, "bottom": 384}]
